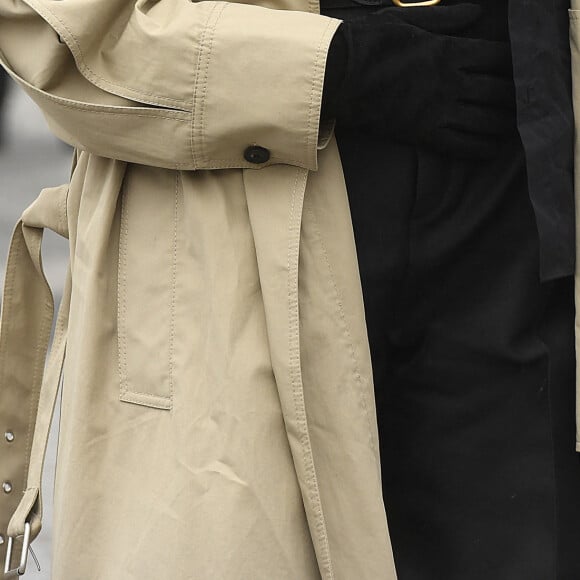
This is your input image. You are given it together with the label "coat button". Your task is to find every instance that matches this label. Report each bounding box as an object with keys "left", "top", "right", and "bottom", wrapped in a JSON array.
[{"left": 244, "top": 145, "right": 270, "bottom": 165}]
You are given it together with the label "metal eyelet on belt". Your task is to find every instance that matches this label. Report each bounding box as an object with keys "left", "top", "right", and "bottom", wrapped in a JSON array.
[{"left": 392, "top": 0, "right": 441, "bottom": 6}]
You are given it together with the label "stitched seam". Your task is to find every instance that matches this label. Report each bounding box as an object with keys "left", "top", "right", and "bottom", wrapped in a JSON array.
[
  {"left": 25, "top": 0, "right": 190, "bottom": 107},
  {"left": 31, "top": 273, "right": 71, "bottom": 491},
  {"left": 51, "top": 104, "right": 187, "bottom": 120},
  {"left": 191, "top": 4, "right": 216, "bottom": 168},
  {"left": 305, "top": 203, "right": 377, "bottom": 459},
  {"left": 0, "top": 228, "right": 20, "bottom": 390},
  {"left": 1, "top": 51, "right": 191, "bottom": 119},
  {"left": 23, "top": 238, "right": 46, "bottom": 488},
  {"left": 306, "top": 20, "right": 333, "bottom": 164},
  {"left": 190, "top": 19, "right": 196, "bottom": 168},
  {"left": 122, "top": 392, "right": 170, "bottom": 402},
  {"left": 193, "top": 2, "right": 226, "bottom": 168},
  {"left": 7, "top": 65, "right": 312, "bottom": 168},
  {"left": 1, "top": 231, "right": 29, "bottom": 493},
  {"left": 168, "top": 173, "right": 181, "bottom": 408},
  {"left": 287, "top": 169, "right": 334, "bottom": 580},
  {"left": 118, "top": 177, "right": 173, "bottom": 406},
  {"left": 35, "top": 100, "right": 189, "bottom": 121},
  {"left": 118, "top": 183, "right": 129, "bottom": 400},
  {"left": 199, "top": 155, "right": 310, "bottom": 166},
  {"left": 117, "top": 190, "right": 168, "bottom": 401},
  {"left": 122, "top": 391, "right": 172, "bottom": 398},
  {"left": 198, "top": 4, "right": 222, "bottom": 167},
  {"left": 0, "top": 73, "right": 190, "bottom": 118},
  {"left": 23, "top": 232, "right": 53, "bottom": 490}
]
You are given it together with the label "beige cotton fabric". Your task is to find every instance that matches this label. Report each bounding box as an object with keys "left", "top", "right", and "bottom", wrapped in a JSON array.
[{"left": 0, "top": 0, "right": 398, "bottom": 578}]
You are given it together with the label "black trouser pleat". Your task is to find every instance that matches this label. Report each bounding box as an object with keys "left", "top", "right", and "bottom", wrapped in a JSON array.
[{"left": 337, "top": 127, "right": 580, "bottom": 579}]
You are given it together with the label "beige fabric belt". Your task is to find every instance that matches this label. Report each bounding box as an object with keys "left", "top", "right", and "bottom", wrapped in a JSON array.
[{"left": 0, "top": 184, "right": 70, "bottom": 577}]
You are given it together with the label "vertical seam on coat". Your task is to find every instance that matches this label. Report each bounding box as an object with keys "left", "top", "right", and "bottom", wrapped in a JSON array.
[
  {"left": 192, "top": 2, "right": 225, "bottom": 168},
  {"left": 168, "top": 172, "right": 180, "bottom": 408},
  {"left": 307, "top": 19, "right": 334, "bottom": 165},
  {"left": 199, "top": 4, "right": 225, "bottom": 167},
  {"left": 118, "top": 184, "right": 129, "bottom": 400},
  {"left": 287, "top": 169, "right": 335, "bottom": 580},
  {"left": 305, "top": 202, "right": 378, "bottom": 460},
  {"left": 191, "top": 19, "right": 205, "bottom": 168},
  {"left": 191, "top": 5, "right": 215, "bottom": 168}
]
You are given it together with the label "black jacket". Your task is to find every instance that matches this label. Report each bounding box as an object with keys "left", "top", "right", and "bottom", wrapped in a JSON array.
[{"left": 509, "top": 0, "right": 574, "bottom": 279}]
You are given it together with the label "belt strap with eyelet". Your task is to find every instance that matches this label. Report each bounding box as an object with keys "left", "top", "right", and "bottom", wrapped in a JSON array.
[{"left": 0, "top": 184, "right": 71, "bottom": 578}]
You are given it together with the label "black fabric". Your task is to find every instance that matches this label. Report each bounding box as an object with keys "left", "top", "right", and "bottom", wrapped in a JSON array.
[
  {"left": 335, "top": 127, "right": 580, "bottom": 580},
  {"left": 328, "top": 5, "right": 516, "bottom": 158},
  {"left": 321, "top": 0, "right": 575, "bottom": 280},
  {"left": 320, "top": 0, "right": 580, "bottom": 577},
  {"left": 508, "top": 0, "right": 575, "bottom": 280}
]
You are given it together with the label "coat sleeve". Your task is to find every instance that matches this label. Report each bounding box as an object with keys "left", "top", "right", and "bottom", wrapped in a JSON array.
[{"left": 0, "top": 0, "right": 340, "bottom": 170}]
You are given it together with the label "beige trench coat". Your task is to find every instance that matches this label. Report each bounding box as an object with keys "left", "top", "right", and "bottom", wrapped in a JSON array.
[
  {"left": 3, "top": 1, "right": 580, "bottom": 579},
  {"left": 0, "top": 0, "right": 399, "bottom": 578}
]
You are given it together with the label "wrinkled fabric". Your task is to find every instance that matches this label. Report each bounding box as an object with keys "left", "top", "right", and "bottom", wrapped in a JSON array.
[
  {"left": 1, "top": 0, "right": 580, "bottom": 578},
  {"left": 321, "top": 1, "right": 580, "bottom": 576},
  {"left": 0, "top": 0, "right": 398, "bottom": 578}
]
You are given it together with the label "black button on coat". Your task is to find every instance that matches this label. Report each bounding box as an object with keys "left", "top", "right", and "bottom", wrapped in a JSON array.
[{"left": 244, "top": 145, "right": 271, "bottom": 164}]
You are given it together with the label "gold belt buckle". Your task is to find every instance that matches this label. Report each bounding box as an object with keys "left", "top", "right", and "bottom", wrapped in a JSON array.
[{"left": 392, "top": 0, "right": 441, "bottom": 6}]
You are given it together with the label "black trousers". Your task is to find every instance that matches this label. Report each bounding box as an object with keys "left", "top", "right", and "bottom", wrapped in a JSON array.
[{"left": 336, "top": 128, "right": 580, "bottom": 579}]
